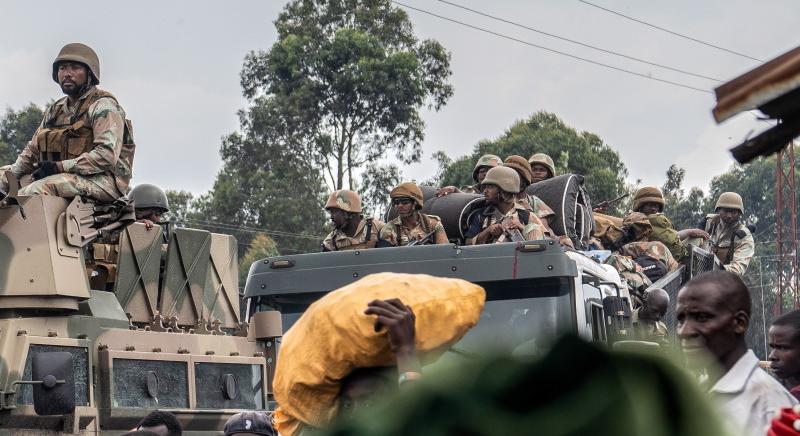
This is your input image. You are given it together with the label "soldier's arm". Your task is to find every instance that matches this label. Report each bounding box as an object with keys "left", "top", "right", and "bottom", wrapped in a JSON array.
[
  {"left": 725, "top": 231, "right": 755, "bottom": 276},
  {"left": 6, "top": 113, "right": 46, "bottom": 179},
  {"left": 60, "top": 98, "right": 125, "bottom": 175},
  {"left": 433, "top": 221, "right": 449, "bottom": 244}
]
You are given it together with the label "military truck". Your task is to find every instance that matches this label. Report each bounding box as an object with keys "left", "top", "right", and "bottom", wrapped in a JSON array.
[
  {"left": 243, "top": 185, "right": 717, "bottom": 399},
  {"left": 0, "top": 187, "right": 279, "bottom": 434}
]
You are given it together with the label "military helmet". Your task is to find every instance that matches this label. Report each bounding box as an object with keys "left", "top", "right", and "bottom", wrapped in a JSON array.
[
  {"left": 481, "top": 166, "right": 521, "bottom": 194},
  {"left": 503, "top": 155, "right": 533, "bottom": 186},
  {"left": 633, "top": 186, "right": 665, "bottom": 212},
  {"left": 472, "top": 154, "right": 503, "bottom": 183},
  {"left": 324, "top": 189, "right": 362, "bottom": 213},
  {"left": 528, "top": 153, "right": 556, "bottom": 178},
  {"left": 390, "top": 182, "right": 424, "bottom": 209},
  {"left": 52, "top": 43, "right": 100, "bottom": 84},
  {"left": 129, "top": 184, "right": 169, "bottom": 212},
  {"left": 715, "top": 192, "right": 744, "bottom": 213}
]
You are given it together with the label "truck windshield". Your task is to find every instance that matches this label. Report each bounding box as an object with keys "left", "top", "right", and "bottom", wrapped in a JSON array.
[{"left": 448, "top": 277, "right": 575, "bottom": 358}]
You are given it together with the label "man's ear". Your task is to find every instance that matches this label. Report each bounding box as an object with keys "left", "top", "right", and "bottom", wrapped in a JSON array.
[{"left": 733, "top": 310, "right": 750, "bottom": 335}]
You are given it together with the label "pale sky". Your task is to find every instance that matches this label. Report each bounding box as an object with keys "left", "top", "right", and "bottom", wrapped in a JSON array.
[{"left": 1, "top": 0, "right": 797, "bottom": 196}]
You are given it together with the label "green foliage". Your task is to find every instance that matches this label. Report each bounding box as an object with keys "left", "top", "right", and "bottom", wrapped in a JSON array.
[
  {"left": 438, "top": 112, "right": 628, "bottom": 210},
  {"left": 358, "top": 163, "right": 401, "bottom": 218},
  {"left": 165, "top": 190, "right": 194, "bottom": 222},
  {"left": 0, "top": 103, "right": 44, "bottom": 165},
  {"left": 240, "top": 0, "right": 453, "bottom": 190},
  {"left": 239, "top": 233, "right": 280, "bottom": 284}
]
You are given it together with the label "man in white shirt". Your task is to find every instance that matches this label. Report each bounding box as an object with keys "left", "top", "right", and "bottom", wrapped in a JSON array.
[{"left": 677, "top": 270, "right": 797, "bottom": 436}]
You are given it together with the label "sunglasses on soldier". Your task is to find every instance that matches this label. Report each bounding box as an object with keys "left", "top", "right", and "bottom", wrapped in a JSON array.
[{"left": 392, "top": 198, "right": 413, "bottom": 206}]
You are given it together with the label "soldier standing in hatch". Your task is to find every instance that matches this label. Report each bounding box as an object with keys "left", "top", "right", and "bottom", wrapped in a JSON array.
[
  {"left": 321, "top": 190, "right": 384, "bottom": 251},
  {"left": 379, "top": 182, "right": 448, "bottom": 246},
  {"left": 436, "top": 154, "right": 502, "bottom": 197},
  {"left": 129, "top": 183, "right": 170, "bottom": 232},
  {"left": 685, "top": 192, "right": 754, "bottom": 275},
  {"left": 0, "top": 43, "right": 134, "bottom": 202}
]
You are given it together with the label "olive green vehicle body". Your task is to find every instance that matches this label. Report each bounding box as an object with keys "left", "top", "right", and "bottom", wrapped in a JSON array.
[{"left": 0, "top": 195, "right": 279, "bottom": 435}]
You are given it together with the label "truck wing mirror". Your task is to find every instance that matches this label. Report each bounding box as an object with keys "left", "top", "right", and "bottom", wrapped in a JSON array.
[{"left": 30, "top": 351, "right": 76, "bottom": 415}]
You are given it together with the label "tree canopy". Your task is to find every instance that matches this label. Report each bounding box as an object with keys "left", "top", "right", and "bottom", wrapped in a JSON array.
[
  {"left": 0, "top": 103, "right": 43, "bottom": 165},
  {"left": 240, "top": 0, "right": 453, "bottom": 190},
  {"left": 437, "top": 111, "right": 628, "bottom": 209}
]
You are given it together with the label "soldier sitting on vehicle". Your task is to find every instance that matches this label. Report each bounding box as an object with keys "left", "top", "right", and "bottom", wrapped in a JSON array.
[
  {"left": 436, "top": 154, "right": 502, "bottom": 197},
  {"left": 680, "top": 192, "right": 754, "bottom": 276},
  {"left": 465, "top": 166, "right": 547, "bottom": 245},
  {"left": 528, "top": 153, "right": 556, "bottom": 184},
  {"left": 0, "top": 43, "right": 134, "bottom": 203},
  {"left": 632, "top": 288, "right": 670, "bottom": 348},
  {"left": 609, "top": 187, "right": 687, "bottom": 261},
  {"left": 378, "top": 182, "right": 448, "bottom": 247},
  {"left": 322, "top": 189, "right": 384, "bottom": 251}
]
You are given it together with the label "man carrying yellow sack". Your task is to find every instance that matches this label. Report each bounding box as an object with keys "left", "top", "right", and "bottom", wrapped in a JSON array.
[{"left": 271, "top": 272, "right": 485, "bottom": 436}]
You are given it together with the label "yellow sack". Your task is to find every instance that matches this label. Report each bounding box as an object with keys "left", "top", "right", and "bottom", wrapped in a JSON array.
[{"left": 273, "top": 272, "right": 486, "bottom": 435}]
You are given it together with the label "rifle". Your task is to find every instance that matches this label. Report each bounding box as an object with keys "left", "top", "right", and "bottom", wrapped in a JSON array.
[
  {"left": 593, "top": 193, "right": 630, "bottom": 212},
  {"left": 492, "top": 210, "right": 526, "bottom": 242},
  {"left": 406, "top": 229, "right": 438, "bottom": 246}
]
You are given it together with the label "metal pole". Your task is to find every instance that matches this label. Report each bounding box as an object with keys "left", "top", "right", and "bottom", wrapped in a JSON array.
[{"left": 759, "top": 260, "right": 768, "bottom": 358}]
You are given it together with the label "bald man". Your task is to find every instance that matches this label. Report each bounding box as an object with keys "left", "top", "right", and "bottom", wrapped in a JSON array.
[
  {"left": 632, "top": 288, "right": 669, "bottom": 347},
  {"left": 677, "top": 271, "right": 796, "bottom": 436}
]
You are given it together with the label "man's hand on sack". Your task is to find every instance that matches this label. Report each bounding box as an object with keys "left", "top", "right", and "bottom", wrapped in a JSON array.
[{"left": 365, "top": 298, "right": 421, "bottom": 374}]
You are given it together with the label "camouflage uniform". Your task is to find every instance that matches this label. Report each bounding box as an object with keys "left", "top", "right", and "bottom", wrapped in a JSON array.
[
  {"left": 631, "top": 308, "right": 669, "bottom": 347},
  {"left": 322, "top": 217, "right": 384, "bottom": 251},
  {"left": 465, "top": 205, "right": 547, "bottom": 244},
  {"left": 621, "top": 241, "right": 679, "bottom": 272},
  {"left": 622, "top": 211, "right": 687, "bottom": 261},
  {"left": 379, "top": 212, "right": 446, "bottom": 246},
  {"left": 1, "top": 86, "right": 133, "bottom": 202},
  {"left": 605, "top": 254, "right": 651, "bottom": 297},
  {"left": 700, "top": 214, "right": 755, "bottom": 276}
]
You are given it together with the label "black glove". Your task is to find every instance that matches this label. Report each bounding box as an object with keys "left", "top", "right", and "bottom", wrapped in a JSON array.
[{"left": 32, "top": 161, "right": 60, "bottom": 181}]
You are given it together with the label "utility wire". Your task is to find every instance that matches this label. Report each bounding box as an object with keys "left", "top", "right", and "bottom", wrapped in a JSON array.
[
  {"left": 437, "top": 0, "right": 722, "bottom": 82},
  {"left": 576, "top": 0, "right": 764, "bottom": 62},
  {"left": 393, "top": 1, "right": 713, "bottom": 94}
]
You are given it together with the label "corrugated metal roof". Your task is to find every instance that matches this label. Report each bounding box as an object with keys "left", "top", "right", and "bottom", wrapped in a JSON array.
[{"left": 713, "top": 46, "right": 800, "bottom": 123}]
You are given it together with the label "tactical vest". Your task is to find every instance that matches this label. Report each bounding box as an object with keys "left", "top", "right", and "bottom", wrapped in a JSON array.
[
  {"left": 703, "top": 215, "right": 744, "bottom": 265},
  {"left": 36, "top": 88, "right": 133, "bottom": 163},
  {"left": 331, "top": 218, "right": 376, "bottom": 251}
]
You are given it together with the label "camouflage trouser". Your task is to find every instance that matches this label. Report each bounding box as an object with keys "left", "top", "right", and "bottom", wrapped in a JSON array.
[{"left": 18, "top": 173, "right": 117, "bottom": 203}]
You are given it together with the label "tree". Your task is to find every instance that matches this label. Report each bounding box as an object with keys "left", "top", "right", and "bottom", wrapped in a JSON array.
[
  {"left": 165, "top": 190, "right": 195, "bottom": 223},
  {"left": 358, "top": 162, "right": 401, "bottom": 218},
  {"left": 240, "top": 0, "right": 453, "bottom": 190},
  {"left": 239, "top": 233, "right": 280, "bottom": 284},
  {"left": 0, "top": 103, "right": 44, "bottom": 165},
  {"left": 438, "top": 111, "right": 628, "bottom": 212}
]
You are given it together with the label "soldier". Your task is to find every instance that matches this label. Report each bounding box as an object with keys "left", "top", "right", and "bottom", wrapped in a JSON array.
[
  {"left": 686, "top": 192, "right": 754, "bottom": 275},
  {"left": 321, "top": 190, "right": 384, "bottom": 252},
  {"left": 503, "top": 155, "right": 560, "bottom": 235},
  {"left": 436, "top": 154, "right": 502, "bottom": 197},
  {"left": 632, "top": 288, "right": 669, "bottom": 347},
  {"left": 0, "top": 43, "right": 134, "bottom": 202},
  {"left": 622, "top": 187, "right": 687, "bottom": 261},
  {"left": 129, "top": 183, "right": 170, "bottom": 232},
  {"left": 528, "top": 152, "right": 556, "bottom": 183},
  {"left": 378, "top": 182, "right": 448, "bottom": 246},
  {"left": 465, "top": 166, "right": 547, "bottom": 245}
]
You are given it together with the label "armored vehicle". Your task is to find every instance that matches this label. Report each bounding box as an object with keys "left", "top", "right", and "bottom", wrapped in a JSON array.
[{"left": 0, "top": 187, "right": 279, "bottom": 434}]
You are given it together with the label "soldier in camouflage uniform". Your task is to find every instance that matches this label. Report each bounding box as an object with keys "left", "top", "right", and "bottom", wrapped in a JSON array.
[
  {"left": 130, "top": 183, "right": 170, "bottom": 232},
  {"left": 632, "top": 288, "right": 670, "bottom": 347},
  {"left": 465, "top": 166, "right": 547, "bottom": 245},
  {"left": 321, "top": 190, "right": 384, "bottom": 251},
  {"left": 0, "top": 43, "right": 134, "bottom": 202},
  {"left": 436, "top": 154, "right": 502, "bottom": 197},
  {"left": 687, "top": 192, "right": 754, "bottom": 275},
  {"left": 378, "top": 183, "right": 448, "bottom": 246},
  {"left": 528, "top": 153, "right": 556, "bottom": 183},
  {"left": 621, "top": 187, "right": 688, "bottom": 261}
]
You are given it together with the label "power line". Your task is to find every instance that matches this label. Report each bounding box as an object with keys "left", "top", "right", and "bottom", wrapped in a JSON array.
[
  {"left": 576, "top": 0, "right": 763, "bottom": 63},
  {"left": 393, "top": 1, "right": 713, "bottom": 94},
  {"left": 437, "top": 0, "right": 722, "bottom": 82}
]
